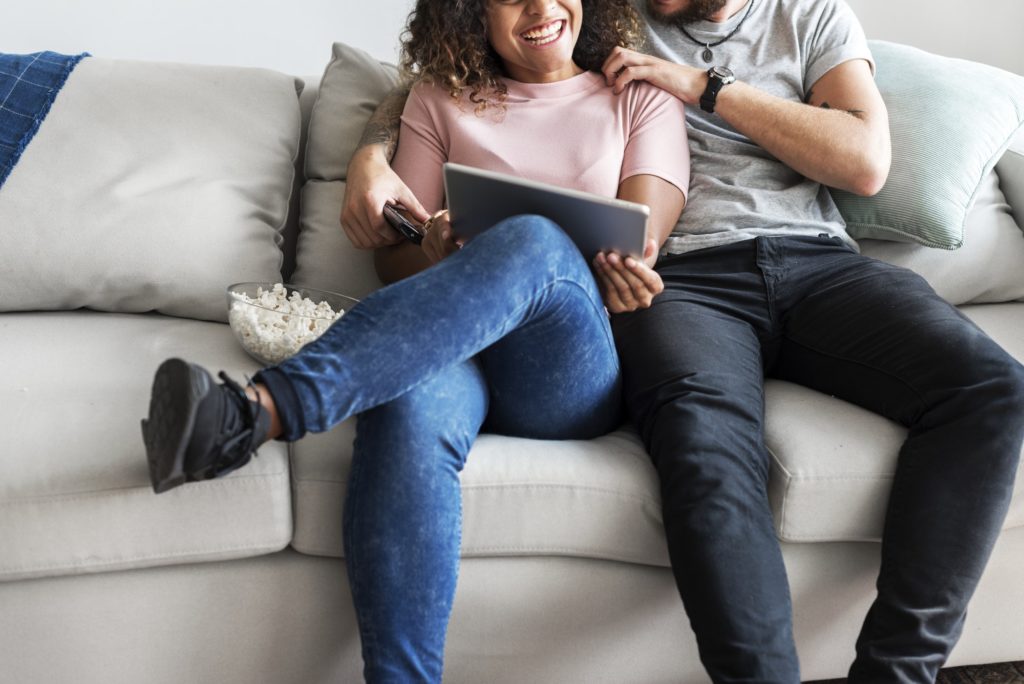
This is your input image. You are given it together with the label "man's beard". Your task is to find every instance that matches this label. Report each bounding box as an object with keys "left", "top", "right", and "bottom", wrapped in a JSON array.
[{"left": 648, "top": 0, "right": 729, "bottom": 26}]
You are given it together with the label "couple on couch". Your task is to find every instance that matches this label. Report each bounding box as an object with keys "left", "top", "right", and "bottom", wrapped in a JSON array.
[{"left": 140, "top": 0, "right": 1024, "bottom": 682}]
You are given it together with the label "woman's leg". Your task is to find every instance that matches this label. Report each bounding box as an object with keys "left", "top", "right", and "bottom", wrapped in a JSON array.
[
  {"left": 477, "top": 277, "right": 621, "bottom": 440},
  {"left": 341, "top": 223, "right": 620, "bottom": 681},
  {"left": 344, "top": 361, "right": 487, "bottom": 683},
  {"left": 261, "top": 214, "right": 615, "bottom": 440},
  {"left": 142, "top": 215, "right": 619, "bottom": 491}
]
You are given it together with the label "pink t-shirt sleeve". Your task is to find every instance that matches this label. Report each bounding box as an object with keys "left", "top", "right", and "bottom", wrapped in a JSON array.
[
  {"left": 620, "top": 83, "right": 690, "bottom": 200},
  {"left": 391, "top": 84, "right": 449, "bottom": 214}
]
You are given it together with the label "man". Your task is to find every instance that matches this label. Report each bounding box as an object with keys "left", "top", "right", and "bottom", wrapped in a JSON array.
[{"left": 341, "top": 1, "right": 1024, "bottom": 681}]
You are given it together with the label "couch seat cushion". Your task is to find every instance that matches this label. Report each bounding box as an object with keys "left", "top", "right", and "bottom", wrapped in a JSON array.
[
  {"left": 291, "top": 305, "right": 1024, "bottom": 559},
  {"left": 291, "top": 423, "right": 669, "bottom": 567},
  {"left": 767, "top": 303, "right": 1024, "bottom": 542},
  {"left": 0, "top": 312, "right": 292, "bottom": 582}
]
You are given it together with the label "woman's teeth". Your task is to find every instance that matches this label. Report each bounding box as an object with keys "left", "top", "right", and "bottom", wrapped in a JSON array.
[{"left": 521, "top": 20, "right": 565, "bottom": 46}]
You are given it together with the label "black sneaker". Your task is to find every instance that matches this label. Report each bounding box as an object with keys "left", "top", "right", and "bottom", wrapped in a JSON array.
[{"left": 141, "top": 358, "right": 271, "bottom": 494}]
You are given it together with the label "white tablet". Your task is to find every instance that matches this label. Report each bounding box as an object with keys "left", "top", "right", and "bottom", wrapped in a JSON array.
[{"left": 442, "top": 162, "right": 649, "bottom": 259}]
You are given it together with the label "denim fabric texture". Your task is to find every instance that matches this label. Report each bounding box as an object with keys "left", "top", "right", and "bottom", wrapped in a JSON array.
[
  {"left": 257, "top": 216, "right": 622, "bottom": 681},
  {"left": 612, "top": 236, "right": 1024, "bottom": 684}
]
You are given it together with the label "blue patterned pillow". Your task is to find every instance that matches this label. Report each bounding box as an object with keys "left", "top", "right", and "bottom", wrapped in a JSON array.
[{"left": 832, "top": 41, "right": 1024, "bottom": 249}]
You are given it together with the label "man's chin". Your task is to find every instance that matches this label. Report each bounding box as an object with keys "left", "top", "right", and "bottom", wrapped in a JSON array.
[{"left": 647, "top": 0, "right": 728, "bottom": 25}]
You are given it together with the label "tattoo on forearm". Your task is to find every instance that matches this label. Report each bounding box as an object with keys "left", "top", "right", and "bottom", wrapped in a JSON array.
[
  {"left": 805, "top": 89, "right": 866, "bottom": 119},
  {"left": 357, "top": 84, "right": 411, "bottom": 162}
]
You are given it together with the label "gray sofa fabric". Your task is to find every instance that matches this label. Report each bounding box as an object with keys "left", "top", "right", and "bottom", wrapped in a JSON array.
[{"left": 2, "top": 42, "right": 1024, "bottom": 683}]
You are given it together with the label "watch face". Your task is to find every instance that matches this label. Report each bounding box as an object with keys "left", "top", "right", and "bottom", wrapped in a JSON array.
[{"left": 709, "top": 66, "right": 735, "bottom": 83}]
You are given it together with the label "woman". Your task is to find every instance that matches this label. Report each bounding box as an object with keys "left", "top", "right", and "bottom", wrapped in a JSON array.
[{"left": 141, "top": 0, "right": 688, "bottom": 680}]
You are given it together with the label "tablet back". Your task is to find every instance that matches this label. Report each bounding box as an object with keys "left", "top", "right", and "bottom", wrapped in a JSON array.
[{"left": 443, "top": 162, "right": 649, "bottom": 259}]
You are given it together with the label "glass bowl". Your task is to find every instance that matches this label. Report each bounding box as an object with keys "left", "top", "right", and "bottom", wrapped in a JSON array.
[{"left": 226, "top": 282, "right": 358, "bottom": 366}]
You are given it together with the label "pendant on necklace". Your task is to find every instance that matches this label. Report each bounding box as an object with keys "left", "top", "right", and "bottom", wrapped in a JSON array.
[{"left": 702, "top": 45, "right": 714, "bottom": 63}]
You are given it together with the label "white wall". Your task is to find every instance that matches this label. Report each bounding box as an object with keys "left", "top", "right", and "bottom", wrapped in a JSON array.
[
  {"left": 1, "top": 1, "right": 1021, "bottom": 76},
  {"left": 846, "top": 0, "right": 1024, "bottom": 75},
  {"left": 0, "top": 0, "right": 416, "bottom": 77}
]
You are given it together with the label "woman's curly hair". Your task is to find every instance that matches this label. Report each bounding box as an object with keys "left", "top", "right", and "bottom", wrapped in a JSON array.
[{"left": 399, "top": 0, "right": 642, "bottom": 114}]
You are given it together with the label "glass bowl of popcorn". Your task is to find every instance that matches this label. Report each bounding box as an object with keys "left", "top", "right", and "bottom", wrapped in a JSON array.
[{"left": 226, "top": 282, "right": 357, "bottom": 366}]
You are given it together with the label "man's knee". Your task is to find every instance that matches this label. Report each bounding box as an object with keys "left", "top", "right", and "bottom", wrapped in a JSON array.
[
  {"left": 956, "top": 343, "right": 1024, "bottom": 423},
  {"left": 984, "top": 354, "right": 1024, "bottom": 453}
]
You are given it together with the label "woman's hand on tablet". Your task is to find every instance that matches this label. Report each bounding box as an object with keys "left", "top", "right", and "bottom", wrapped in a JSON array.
[{"left": 594, "top": 239, "right": 663, "bottom": 313}]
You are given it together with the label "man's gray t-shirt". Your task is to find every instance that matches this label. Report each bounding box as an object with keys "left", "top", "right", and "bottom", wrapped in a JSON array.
[{"left": 633, "top": 0, "right": 874, "bottom": 254}]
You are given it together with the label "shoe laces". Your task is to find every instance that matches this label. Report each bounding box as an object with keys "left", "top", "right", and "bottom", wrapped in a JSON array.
[{"left": 212, "top": 372, "right": 267, "bottom": 472}]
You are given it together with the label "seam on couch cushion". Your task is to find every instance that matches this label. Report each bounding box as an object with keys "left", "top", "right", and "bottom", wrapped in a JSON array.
[
  {"left": 0, "top": 472, "right": 287, "bottom": 506},
  {"left": 780, "top": 474, "right": 897, "bottom": 482},
  {"left": 0, "top": 541, "right": 290, "bottom": 576},
  {"left": 460, "top": 482, "right": 659, "bottom": 506},
  {"left": 291, "top": 479, "right": 660, "bottom": 506}
]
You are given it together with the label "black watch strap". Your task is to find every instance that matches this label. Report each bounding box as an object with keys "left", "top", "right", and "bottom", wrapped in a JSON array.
[
  {"left": 700, "top": 66, "right": 735, "bottom": 114},
  {"left": 700, "top": 81, "right": 725, "bottom": 113}
]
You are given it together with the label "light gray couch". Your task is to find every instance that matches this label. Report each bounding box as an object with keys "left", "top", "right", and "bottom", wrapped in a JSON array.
[{"left": 2, "top": 41, "right": 1023, "bottom": 683}]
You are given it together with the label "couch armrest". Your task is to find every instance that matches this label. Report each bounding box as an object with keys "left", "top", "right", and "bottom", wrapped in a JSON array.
[{"left": 996, "top": 129, "right": 1024, "bottom": 231}]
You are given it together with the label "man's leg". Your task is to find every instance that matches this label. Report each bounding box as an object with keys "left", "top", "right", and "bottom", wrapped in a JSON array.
[
  {"left": 344, "top": 361, "right": 487, "bottom": 683},
  {"left": 771, "top": 240, "right": 1024, "bottom": 683},
  {"left": 612, "top": 245, "right": 801, "bottom": 683}
]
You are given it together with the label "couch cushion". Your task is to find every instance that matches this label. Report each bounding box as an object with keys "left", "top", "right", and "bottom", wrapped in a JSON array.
[
  {"left": 291, "top": 180, "right": 381, "bottom": 299},
  {"left": 767, "top": 303, "right": 1024, "bottom": 542},
  {"left": 290, "top": 306, "right": 1024, "bottom": 558},
  {"left": 303, "top": 42, "right": 399, "bottom": 183},
  {"left": 832, "top": 41, "right": 1024, "bottom": 249},
  {"left": 0, "top": 312, "right": 292, "bottom": 582},
  {"left": 291, "top": 42, "right": 395, "bottom": 298},
  {"left": 858, "top": 167, "right": 1024, "bottom": 306},
  {"left": 0, "top": 58, "right": 302, "bottom": 322},
  {"left": 291, "top": 422, "right": 670, "bottom": 567}
]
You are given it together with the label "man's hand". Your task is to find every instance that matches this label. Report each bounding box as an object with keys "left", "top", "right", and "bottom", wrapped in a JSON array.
[
  {"left": 593, "top": 238, "right": 664, "bottom": 314},
  {"left": 420, "top": 210, "right": 461, "bottom": 264},
  {"left": 341, "top": 146, "right": 431, "bottom": 249},
  {"left": 605, "top": 47, "right": 890, "bottom": 196},
  {"left": 602, "top": 47, "right": 705, "bottom": 103}
]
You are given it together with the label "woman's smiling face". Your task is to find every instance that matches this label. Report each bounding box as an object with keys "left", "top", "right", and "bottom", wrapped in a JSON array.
[{"left": 485, "top": 0, "right": 584, "bottom": 83}]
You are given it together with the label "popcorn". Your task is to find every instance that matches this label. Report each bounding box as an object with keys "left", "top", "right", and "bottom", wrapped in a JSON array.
[{"left": 228, "top": 283, "right": 346, "bottom": 364}]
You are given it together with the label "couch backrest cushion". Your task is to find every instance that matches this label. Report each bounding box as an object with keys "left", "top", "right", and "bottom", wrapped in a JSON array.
[
  {"left": 859, "top": 168, "right": 1024, "bottom": 305},
  {"left": 290, "top": 43, "right": 398, "bottom": 299},
  {"left": 997, "top": 128, "right": 1024, "bottom": 230},
  {"left": 304, "top": 42, "right": 400, "bottom": 183},
  {"left": 832, "top": 41, "right": 1024, "bottom": 249},
  {"left": 0, "top": 58, "right": 302, "bottom": 322},
  {"left": 293, "top": 179, "right": 383, "bottom": 299}
]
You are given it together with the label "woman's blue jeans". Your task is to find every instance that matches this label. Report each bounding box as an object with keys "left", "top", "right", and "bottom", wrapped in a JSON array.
[
  {"left": 612, "top": 236, "right": 1024, "bottom": 684},
  {"left": 256, "top": 216, "right": 622, "bottom": 682}
]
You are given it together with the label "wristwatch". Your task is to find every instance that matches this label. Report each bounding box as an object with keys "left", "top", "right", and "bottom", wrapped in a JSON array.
[{"left": 700, "top": 66, "right": 736, "bottom": 114}]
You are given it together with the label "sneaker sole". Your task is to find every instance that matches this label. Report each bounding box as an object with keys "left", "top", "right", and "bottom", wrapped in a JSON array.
[{"left": 141, "top": 358, "right": 211, "bottom": 494}]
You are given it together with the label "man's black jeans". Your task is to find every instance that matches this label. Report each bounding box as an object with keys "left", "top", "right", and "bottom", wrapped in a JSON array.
[{"left": 612, "top": 236, "right": 1024, "bottom": 684}]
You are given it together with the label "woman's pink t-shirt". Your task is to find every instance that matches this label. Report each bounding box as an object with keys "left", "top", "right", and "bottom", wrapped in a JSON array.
[{"left": 392, "top": 71, "right": 689, "bottom": 215}]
